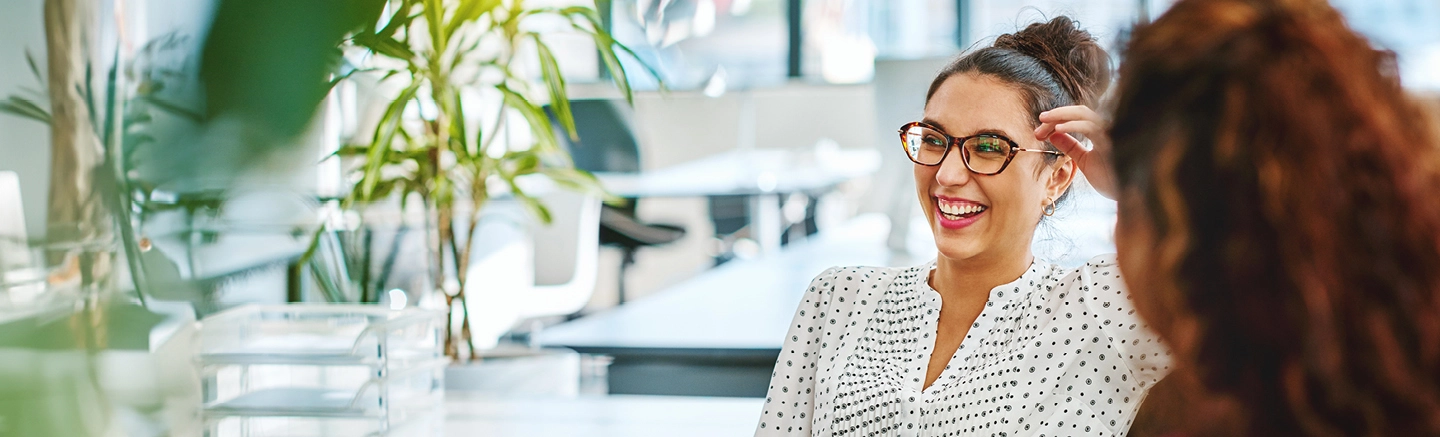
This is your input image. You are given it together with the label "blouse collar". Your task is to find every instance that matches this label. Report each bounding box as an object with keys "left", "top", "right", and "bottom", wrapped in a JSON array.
[{"left": 921, "top": 258, "right": 1051, "bottom": 303}]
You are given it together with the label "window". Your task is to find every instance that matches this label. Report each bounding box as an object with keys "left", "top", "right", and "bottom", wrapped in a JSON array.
[
  {"left": 609, "top": 0, "right": 789, "bottom": 90},
  {"left": 966, "top": 0, "right": 1145, "bottom": 56},
  {"left": 1331, "top": 0, "right": 1440, "bottom": 90}
]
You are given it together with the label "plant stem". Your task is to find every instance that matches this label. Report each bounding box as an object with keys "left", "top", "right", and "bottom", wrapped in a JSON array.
[{"left": 44, "top": 0, "right": 109, "bottom": 245}]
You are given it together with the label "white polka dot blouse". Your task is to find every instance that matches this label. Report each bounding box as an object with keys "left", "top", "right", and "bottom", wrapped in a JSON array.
[{"left": 756, "top": 254, "right": 1171, "bottom": 436}]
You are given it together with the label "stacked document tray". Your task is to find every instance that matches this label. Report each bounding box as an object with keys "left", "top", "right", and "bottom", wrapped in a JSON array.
[{"left": 199, "top": 304, "right": 446, "bottom": 437}]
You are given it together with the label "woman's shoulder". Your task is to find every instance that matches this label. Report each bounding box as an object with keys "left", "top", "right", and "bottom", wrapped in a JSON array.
[
  {"left": 802, "top": 263, "right": 924, "bottom": 304},
  {"left": 807, "top": 263, "right": 930, "bottom": 291},
  {"left": 1044, "top": 253, "right": 1124, "bottom": 290},
  {"left": 1040, "top": 253, "right": 1134, "bottom": 317},
  {"left": 1045, "top": 253, "right": 1172, "bottom": 381},
  {"left": 809, "top": 264, "right": 913, "bottom": 283}
]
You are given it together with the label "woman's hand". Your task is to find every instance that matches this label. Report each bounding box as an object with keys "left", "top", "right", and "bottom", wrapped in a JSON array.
[{"left": 1035, "top": 105, "right": 1118, "bottom": 200}]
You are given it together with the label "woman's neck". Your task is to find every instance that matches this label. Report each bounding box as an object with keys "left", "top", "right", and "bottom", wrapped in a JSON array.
[{"left": 931, "top": 250, "right": 1035, "bottom": 300}]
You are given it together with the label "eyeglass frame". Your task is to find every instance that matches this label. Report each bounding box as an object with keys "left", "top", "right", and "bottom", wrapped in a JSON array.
[{"left": 898, "top": 121, "right": 1065, "bottom": 175}]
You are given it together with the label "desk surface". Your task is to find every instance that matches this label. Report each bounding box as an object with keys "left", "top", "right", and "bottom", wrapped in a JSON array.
[
  {"left": 536, "top": 214, "right": 925, "bottom": 352},
  {"left": 446, "top": 394, "right": 763, "bottom": 437},
  {"left": 594, "top": 148, "right": 881, "bottom": 198}
]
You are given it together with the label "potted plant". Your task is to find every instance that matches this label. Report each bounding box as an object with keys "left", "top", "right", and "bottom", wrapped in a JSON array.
[{"left": 323, "top": 0, "right": 655, "bottom": 361}]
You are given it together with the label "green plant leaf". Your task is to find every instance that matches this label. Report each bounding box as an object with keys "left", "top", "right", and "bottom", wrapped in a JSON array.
[
  {"left": 447, "top": 32, "right": 475, "bottom": 72},
  {"left": 332, "top": 144, "right": 371, "bottom": 157},
  {"left": 564, "top": 10, "right": 666, "bottom": 95},
  {"left": 354, "top": 32, "right": 418, "bottom": 63},
  {"left": 0, "top": 95, "right": 51, "bottom": 123},
  {"left": 101, "top": 48, "right": 122, "bottom": 156},
  {"left": 505, "top": 149, "right": 542, "bottom": 176},
  {"left": 295, "top": 227, "right": 329, "bottom": 292},
  {"left": 530, "top": 34, "right": 576, "bottom": 141},
  {"left": 423, "top": 0, "right": 448, "bottom": 55},
  {"left": 525, "top": 5, "right": 601, "bottom": 24},
  {"left": 378, "top": 0, "right": 421, "bottom": 38},
  {"left": 497, "top": 84, "right": 560, "bottom": 153},
  {"left": 511, "top": 187, "right": 553, "bottom": 225},
  {"left": 433, "top": 169, "right": 455, "bottom": 206},
  {"left": 571, "top": 24, "right": 633, "bottom": 105},
  {"left": 360, "top": 82, "right": 421, "bottom": 200},
  {"left": 307, "top": 229, "right": 355, "bottom": 303},
  {"left": 447, "top": 87, "right": 473, "bottom": 162},
  {"left": 445, "top": 0, "right": 502, "bottom": 41},
  {"left": 539, "top": 166, "right": 615, "bottom": 200},
  {"left": 371, "top": 177, "right": 400, "bottom": 199},
  {"left": 380, "top": 68, "right": 406, "bottom": 82},
  {"left": 24, "top": 49, "right": 42, "bottom": 83},
  {"left": 324, "top": 68, "right": 361, "bottom": 96},
  {"left": 611, "top": 39, "right": 666, "bottom": 92}
]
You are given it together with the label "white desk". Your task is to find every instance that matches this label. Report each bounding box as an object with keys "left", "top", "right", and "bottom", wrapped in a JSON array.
[
  {"left": 535, "top": 214, "right": 926, "bottom": 396},
  {"left": 593, "top": 148, "right": 881, "bottom": 254},
  {"left": 446, "top": 394, "right": 763, "bottom": 437}
]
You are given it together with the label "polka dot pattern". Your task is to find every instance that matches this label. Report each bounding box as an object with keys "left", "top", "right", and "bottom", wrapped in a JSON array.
[{"left": 756, "top": 254, "right": 1170, "bottom": 436}]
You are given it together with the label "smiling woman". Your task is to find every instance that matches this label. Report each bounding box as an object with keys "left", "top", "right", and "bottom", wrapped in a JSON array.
[{"left": 755, "top": 17, "right": 1170, "bottom": 437}]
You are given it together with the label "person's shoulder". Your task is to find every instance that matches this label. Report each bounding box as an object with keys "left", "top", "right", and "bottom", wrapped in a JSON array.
[
  {"left": 1047, "top": 253, "right": 1122, "bottom": 284},
  {"left": 1039, "top": 253, "right": 1127, "bottom": 303},
  {"left": 805, "top": 264, "right": 918, "bottom": 299},
  {"left": 809, "top": 263, "right": 923, "bottom": 288},
  {"left": 811, "top": 265, "right": 906, "bottom": 281}
]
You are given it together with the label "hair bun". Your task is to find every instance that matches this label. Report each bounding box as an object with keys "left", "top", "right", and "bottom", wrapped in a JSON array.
[{"left": 993, "top": 16, "right": 1111, "bottom": 107}]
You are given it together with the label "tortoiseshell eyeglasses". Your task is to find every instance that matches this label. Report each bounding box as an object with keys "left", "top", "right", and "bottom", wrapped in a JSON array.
[{"left": 899, "top": 121, "right": 1063, "bottom": 175}]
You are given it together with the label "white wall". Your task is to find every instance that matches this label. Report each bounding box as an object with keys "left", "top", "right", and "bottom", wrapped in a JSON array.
[
  {"left": 0, "top": 0, "right": 51, "bottom": 237},
  {"left": 0, "top": 0, "right": 218, "bottom": 238}
]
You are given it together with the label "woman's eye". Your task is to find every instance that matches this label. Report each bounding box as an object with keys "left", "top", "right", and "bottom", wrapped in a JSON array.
[
  {"left": 924, "top": 136, "right": 947, "bottom": 147},
  {"left": 975, "top": 140, "right": 1003, "bottom": 152}
]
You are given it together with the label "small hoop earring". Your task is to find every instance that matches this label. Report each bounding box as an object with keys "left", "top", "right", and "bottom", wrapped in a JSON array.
[{"left": 1043, "top": 200, "right": 1057, "bottom": 217}]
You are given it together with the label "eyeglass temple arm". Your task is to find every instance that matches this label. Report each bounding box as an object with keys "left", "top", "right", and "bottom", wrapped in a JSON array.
[{"left": 1016, "top": 148, "right": 1066, "bottom": 156}]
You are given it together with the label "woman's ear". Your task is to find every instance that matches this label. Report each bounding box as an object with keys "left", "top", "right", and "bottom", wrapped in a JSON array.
[{"left": 1045, "top": 156, "right": 1078, "bottom": 201}]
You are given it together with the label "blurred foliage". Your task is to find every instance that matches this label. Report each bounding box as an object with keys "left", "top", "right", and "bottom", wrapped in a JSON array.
[
  {"left": 0, "top": 0, "right": 422, "bottom": 436},
  {"left": 201, "top": 0, "right": 386, "bottom": 139},
  {"left": 1, "top": 12, "right": 657, "bottom": 436},
  {"left": 319, "top": 0, "right": 654, "bottom": 360}
]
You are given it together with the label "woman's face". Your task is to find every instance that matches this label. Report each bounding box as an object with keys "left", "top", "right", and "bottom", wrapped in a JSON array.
[{"left": 916, "top": 73, "right": 1076, "bottom": 263}]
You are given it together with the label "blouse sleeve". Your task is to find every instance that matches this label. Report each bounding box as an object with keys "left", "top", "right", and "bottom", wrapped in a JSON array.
[
  {"left": 1079, "top": 254, "right": 1172, "bottom": 387},
  {"left": 755, "top": 267, "right": 840, "bottom": 436}
]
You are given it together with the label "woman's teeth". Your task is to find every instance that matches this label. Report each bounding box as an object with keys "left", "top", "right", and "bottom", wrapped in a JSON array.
[{"left": 938, "top": 201, "right": 986, "bottom": 219}]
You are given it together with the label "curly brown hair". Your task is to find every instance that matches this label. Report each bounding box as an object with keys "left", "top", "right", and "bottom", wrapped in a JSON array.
[{"left": 1110, "top": 0, "right": 1440, "bottom": 435}]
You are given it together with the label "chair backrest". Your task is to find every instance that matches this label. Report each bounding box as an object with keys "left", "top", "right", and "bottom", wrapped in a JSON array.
[
  {"left": 548, "top": 99, "right": 642, "bottom": 174},
  {"left": 471, "top": 188, "right": 601, "bottom": 320},
  {"left": 530, "top": 189, "right": 601, "bottom": 288}
]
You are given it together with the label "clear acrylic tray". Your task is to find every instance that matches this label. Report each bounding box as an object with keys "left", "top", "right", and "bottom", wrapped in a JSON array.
[
  {"left": 200, "top": 304, "right": 444, "bottom": 367},
  {"left": 203, "top": 361, "right": 443, "bottom": 417},
  {"left": 198, "top": 304, "right": 447, "bottom": 435}
]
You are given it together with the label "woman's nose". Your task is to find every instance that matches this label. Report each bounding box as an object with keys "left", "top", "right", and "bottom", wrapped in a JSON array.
[{"left": 934, "top": 149, "right": 974, "bottom": 186}]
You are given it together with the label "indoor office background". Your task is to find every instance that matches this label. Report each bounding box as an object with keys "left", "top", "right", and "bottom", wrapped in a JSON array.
[{"left": 0, "top": 0, "right": 1437, "bottom": 436}]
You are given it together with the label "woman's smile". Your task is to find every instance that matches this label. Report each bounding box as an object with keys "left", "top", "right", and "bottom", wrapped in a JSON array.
[{"left": 934, "top": 195, "right": 987, "bottom": 230}]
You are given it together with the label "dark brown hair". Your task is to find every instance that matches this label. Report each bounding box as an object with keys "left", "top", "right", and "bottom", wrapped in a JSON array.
[
  {"left": 1111, "top": 0, "right": 1440, "bottom": 435},
  {"left": 926, "top": 16, "right": 1111, "bottom": 207}
]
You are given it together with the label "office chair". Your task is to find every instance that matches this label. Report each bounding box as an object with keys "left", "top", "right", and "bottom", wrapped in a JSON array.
[
  {"left": 459, "top": 189, "right": 602, "bottom": 349},
  {"left": 547, "top": 99, "right": 685, "bottom": 305}
]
